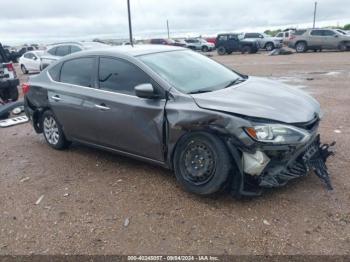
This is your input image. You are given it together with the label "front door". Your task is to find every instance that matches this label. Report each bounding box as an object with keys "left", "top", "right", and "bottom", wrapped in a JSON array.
[{"left": 94, "top": 57, "right": 166, "bottom": 162}]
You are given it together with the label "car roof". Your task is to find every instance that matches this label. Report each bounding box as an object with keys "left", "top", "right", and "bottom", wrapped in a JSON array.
[{"left": 64, "top": 44, "right": 185, "bottom": 58}]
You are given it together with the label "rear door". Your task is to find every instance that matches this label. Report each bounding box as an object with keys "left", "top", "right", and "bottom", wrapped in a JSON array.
[
  {"left": 48, "top": 56, "right": 101, "bottom": 143},
  {"left": 309, "top": 30, "right": 323, "bottom": 47},
  {"left": 93, "top": 56, "right": 166, "bottom": 161}
]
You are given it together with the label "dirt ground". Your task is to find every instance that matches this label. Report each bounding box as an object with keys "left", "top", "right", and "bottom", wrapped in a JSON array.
[{"left": 0, "top": 50, "right": 349, "bottom": 255}]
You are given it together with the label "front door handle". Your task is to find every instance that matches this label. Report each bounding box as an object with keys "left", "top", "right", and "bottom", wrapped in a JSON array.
[
  {"left": 51, "top": 95, "right": 61, "bottom": 102},
  {"left": 95, "top": 104, "right": 110, "bottom": 111}
]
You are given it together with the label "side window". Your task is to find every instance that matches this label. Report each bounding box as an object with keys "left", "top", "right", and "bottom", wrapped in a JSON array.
[
  {"left": 60, "top": 57, "right": 95, "bottom": 87},
  {"left": 24, "top": 53, "right": 31, "bottom": 59},
  {"left": 310, "top": 30, "right": 322, "bottom": 36},
  {"left": 48, "top": 63, "right": 62, "bottom": 82},
  {"left": 98, "top": 57, "right": 151, "bottom": 95},
  {"left": 218, "top": 35, "right": 228, "bottom": 41},
  {"left": 276, "top": 33, "right": 283, "bottom": 37},
  {"left": 55, "top": 46, "right": 70, "bottom": 57},
  {"left": 323, "top": 30, "right": 335, "bottom": 36},
  {"left": 70, "top": 45, "right": 82, "bottom": 54},
  {"left": 285, "top": 32, "right": 289, "bottom": 37},
  {"left": 47, "top": 47, "right": 57, "bottom": 55},
  {"left": 229, "top": 35, "right": 238, "bottom": 40}
]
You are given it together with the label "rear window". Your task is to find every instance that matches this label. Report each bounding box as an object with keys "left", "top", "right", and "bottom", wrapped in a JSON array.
[
  {"left": 60, "top": 57, "right": 95, "bottom": 87},
  {"left": 310, "top": 30, "right": 323, "bottom": 36},
  {"left": 70, "top": 45, "right": 82, "bottom": 54},
  {"left": 56, "top": 46, "right": 70, "bottom": 57},
  {"left": 47, "top": 47, "right": 57, "bottom": 55},
  {"left": 294, "top": 30, "right": 307, "bottom": 36},
  {"left": 48, "top": 63, "right": 62, "bottom": 82}
]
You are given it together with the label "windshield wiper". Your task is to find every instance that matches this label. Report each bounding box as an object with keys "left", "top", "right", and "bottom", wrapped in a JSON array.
[
  {"left": 224, "top": 78, "right": 246, "bottom": 88},
  {"left": 188, "top": 89, "right": 214, "bottom": 94}
]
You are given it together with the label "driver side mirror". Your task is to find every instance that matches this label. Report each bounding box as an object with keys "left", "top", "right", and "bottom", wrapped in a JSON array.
[{"left": 134, "top": 83, "right": 160, "bottom": 99}]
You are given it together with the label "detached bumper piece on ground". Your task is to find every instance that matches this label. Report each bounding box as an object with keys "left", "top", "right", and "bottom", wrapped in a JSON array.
[{"left": 236, "top": 135, "right": 335, "bottom": 196}]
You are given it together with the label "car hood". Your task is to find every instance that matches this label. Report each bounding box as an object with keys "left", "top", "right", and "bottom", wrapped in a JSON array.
[{"left": 190, "top": 77, "right": 321, "bottom": 124}]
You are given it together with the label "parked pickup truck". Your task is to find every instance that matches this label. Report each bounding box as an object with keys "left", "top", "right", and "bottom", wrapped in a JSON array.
[
  {"left": 0, "top": 43, "right": 19, "bottom": 103},
  {"left": 215, "top": 34, "right": 259, "bottom": 55}
]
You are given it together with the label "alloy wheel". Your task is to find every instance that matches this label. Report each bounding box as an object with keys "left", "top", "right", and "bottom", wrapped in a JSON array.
[{"left": 43, "top": 116, "right": 60, "bottom": 145}]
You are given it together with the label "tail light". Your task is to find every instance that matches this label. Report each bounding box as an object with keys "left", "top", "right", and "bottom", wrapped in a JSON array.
[
  {"left": 5, "top": 63, "right": 17, "bottom": 77},
  {"left": 6, "top": 63, "right": 14, "bottom": 72},
  {"left": 22, "top": 83, "right": 30, "bottom": 95}
]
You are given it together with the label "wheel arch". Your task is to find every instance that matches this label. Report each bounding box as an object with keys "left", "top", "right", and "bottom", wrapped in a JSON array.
[
  {"left": 168, "top": 129, "right": 246, "bottom": 196},
  {"left": 264, "top": 41, "right": 274, "bottom": 48}
]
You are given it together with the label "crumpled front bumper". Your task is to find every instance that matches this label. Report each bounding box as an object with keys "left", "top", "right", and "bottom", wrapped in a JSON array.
[
  {"left": 258, "top": 134, "right": 335, "bottom": 190},
  {"left": 227, "top": 133, "right": 335, "bottom": 197}
]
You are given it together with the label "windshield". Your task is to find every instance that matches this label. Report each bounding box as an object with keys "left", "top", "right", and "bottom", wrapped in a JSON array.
[
  {"left": 139, "top": 50, "right": 242, "bottom": 94},
  {"left": 336, "top": 30, "right": 346, "bottom": 35}
]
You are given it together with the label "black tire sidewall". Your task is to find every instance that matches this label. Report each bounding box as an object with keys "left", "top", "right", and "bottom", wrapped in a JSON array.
[
  {"left": 173, "top": 132, "right": 232, "bottom": 195},
  {"left": 21, "top": 65, "right": 28, "bottom": 74},
  {"left": 339, "top": 43, "right": 347, "bottom": 52},
  {"left": 42, "top": 110, "right": 68, "bottom": 150},
  {"left": 296, "top": 42, "right": 306, "bottom": 53},
  {"left": 266, "top": 43, "right": 274, "bottom": 51},
  {"left": 202, "top": 46, "right": 209, "bottom": 52},
  {"left": 217, "top": 46, "right": 226, "bottom": 55}
]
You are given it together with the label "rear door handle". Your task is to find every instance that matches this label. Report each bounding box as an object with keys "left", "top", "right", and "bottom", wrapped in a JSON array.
[
  {"left": 95, "top": 104, "right": 110, "bottom": 111},
  {"left": 51, "top": 95, "right": 61, "bottom": 102}
]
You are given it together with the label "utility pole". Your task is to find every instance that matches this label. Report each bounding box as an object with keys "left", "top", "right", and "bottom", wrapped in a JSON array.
[
  {"left": 127, "top": 0, "right": 133, "bottom": 46},
  {"left": 313, "top": 1, "right": 317, "bottom": 28},
  {"left": 167, "top": 20, "right": 170, "bottom": 39}
]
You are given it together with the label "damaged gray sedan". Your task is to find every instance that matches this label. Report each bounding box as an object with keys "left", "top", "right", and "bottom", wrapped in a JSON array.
[{"left": 24, "top": 45, "right": 334, "bottom": 197}]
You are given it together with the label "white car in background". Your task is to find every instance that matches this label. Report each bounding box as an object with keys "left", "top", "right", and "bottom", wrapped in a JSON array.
[
  {"left": 18, "top": 51, "right": 44, "bottom": 74},
  {"left": 40, "top": 41, "right": 108, "bottom": 70}
]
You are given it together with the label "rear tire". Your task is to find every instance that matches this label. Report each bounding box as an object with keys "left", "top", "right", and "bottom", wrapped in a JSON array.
[
  {"left": 295, "top": 41, "right": 307, "bottom": 53},
  {"left": 21, "top": 65, "right": 28, "bottom": 74},
  {"left": 173, "top": 132, "right": 232, "bottom": 195},
  {"left": 217, "top": 46, "right": 226, "bottom": 55},
  {"left": 42, "top": 110, "right": 70, "bottom": 150}
]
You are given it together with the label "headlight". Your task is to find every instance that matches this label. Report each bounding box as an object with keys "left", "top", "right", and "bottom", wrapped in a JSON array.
[{"left": 245, "top": 124, "right": 311, "bottom": 144}]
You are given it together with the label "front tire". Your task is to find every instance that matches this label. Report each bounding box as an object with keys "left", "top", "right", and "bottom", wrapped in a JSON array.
[
  {"left": 339, "top": 42, "right": 347, "bottom": 52},
  {"left": 265, "top": 42, "right": 275, "bottom": 51},
  {"left": 202, "top": 46, "right": 209, "bottom": 52},
  {"left": 241, "top": 45, "right": 252, "bottom": 54},
  {"left": 173, "top": 132, "right": 232, "bottom": 195},
  {"left": 42, "top": 110, "right": 70, "bottom": 150}
]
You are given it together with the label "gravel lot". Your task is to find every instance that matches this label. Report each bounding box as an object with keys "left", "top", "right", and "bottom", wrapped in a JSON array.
[{"left": 0, "top": 50, "right": 349, "bottom": 255}]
